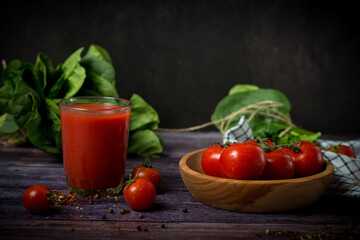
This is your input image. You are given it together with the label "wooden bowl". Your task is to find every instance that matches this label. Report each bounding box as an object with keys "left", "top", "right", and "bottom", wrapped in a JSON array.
[{"left": 179, "top": 148, "right": 334, "bottom": 213}]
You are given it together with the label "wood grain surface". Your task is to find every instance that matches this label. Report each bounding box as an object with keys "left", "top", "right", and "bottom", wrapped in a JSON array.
[{"left": 0, "top": 131, "right": 359, "bottom": 239}]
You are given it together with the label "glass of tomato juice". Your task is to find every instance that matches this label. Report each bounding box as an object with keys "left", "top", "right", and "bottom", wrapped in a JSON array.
[{"left": 59, "top": 96, "right": 131, "bottom": 195}]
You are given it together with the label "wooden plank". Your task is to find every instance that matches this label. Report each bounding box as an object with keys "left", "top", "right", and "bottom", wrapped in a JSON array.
[{"left": 1, "top": 219, "right": 359, "bottom": 240}]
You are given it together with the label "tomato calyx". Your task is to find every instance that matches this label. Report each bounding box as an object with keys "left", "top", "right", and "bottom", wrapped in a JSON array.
[
  {"left": 142, "top": 157, "right": 153, "bottom": 168},
  {"left": 252, "top": 137, "right": 301, "bottom": 153},
  {"left": 327, "top": 144, "right": 346, "bottom": 153},
  {"left": 46, "top": 191, "right": 54, "bottom": 202},
  {"left": 252, "top": 137, "right": 276, "bottom": 153},
  {"left": 280, "top": 143, "right": 300, "bottom": 153},
  {"left": 123, "top": 173, "right": 139, "bottom": 192}
]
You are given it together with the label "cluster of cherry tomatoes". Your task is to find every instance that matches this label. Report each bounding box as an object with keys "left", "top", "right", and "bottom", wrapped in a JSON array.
[
  {"left": 201, "top": 138, "right": 329, "bottom": 180},
  {"left": 22, "top": 159, "right": 161, "bottom": 213},
  {"left": 123, "top": 159, "right": 161, "bottom": 211}
]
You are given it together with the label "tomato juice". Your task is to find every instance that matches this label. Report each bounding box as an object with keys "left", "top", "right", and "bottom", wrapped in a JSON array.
[{"left": 60, "top": 97, "right": 131, "bottom": 195}]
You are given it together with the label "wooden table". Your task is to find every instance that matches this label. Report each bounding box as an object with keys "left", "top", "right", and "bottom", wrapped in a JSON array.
[{"left": 1, "top": 132, "right": 359, "bottom": 239}]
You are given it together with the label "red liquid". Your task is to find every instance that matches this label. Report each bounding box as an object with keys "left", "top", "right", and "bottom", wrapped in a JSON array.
[{"left": 60, "top": 103, "right": 131, "bottom": 191}]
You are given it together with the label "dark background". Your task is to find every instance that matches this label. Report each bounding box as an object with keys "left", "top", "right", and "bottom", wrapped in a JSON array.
[{"left": 1, "top": 0, "right": 359, "bottom": 134}]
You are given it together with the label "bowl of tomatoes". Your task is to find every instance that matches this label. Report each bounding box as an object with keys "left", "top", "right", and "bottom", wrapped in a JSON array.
[{"left": 179, "top": 140, "right": 334, "bottom": 213}]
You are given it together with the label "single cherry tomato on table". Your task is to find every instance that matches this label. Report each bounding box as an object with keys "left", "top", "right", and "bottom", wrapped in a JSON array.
[
  {"left": 201, "top": 144, "right": 224, "bottom": 177},
  {"left": 123, "top": 176, "right": 156, "bottom": 211},
  {"left": 326, "top": 144, "right": 356, "bottom": 158},
  {"left": 219, "top": 142, "right": 266, "bottom": 180},
  {"left": 262, "top": 149, "right": 295, "bottom": 180},
  {"left": 131, "top": 159, "right": 161, "bottom": 189},
  {"left": 283, "top": 141, "right": 323, "bottom": 178},
  {"left": 22, "top": 185, "right": 52, "bottom": 213}
]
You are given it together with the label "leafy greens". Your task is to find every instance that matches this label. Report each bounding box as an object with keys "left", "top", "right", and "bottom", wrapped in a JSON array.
[
  {"left": 211, "top": 84, "right": 321, "bottom": 143},
  {"left": 0, "top": 45, "right": 163, "bottom": 157}
]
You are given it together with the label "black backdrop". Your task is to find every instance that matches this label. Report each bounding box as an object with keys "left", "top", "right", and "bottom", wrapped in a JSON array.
[{"left": 1, "top": 0, "right": 359, "bottom": 134}]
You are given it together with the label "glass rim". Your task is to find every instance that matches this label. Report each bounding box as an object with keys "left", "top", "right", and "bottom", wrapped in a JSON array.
[{"left": 59, "top": 96, "right": 132, "bottom": 113}]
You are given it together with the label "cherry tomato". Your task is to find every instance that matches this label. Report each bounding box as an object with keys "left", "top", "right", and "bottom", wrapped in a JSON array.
[
  {"left": 219, "top": 142, "right": 266, "bottom": 180},
  {"left": 131, "top": 161, "right": 161, "bottom": 189},
  {"left": 262, "top": 149, "right": 295, "bottom": 180},
  {"left": 201, "top": 145, "right": 224, "bottom": 177},
  {"left": 326, "top": 144, "right": 356, "bottom": 158},
  {"left": 22, "top": 185, "right": 52, "bottom": 213},
  {"left": 123, "top": 177, "right": 156, "bottom": 211},
  {"left": 283, "top": 141, "right": 323, "bottom": 178}
]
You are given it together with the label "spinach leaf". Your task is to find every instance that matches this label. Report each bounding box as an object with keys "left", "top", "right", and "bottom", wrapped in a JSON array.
[
  {"left": 228, "top": 84, "right": 259, "bottom": 95},
  {"left": 25, "top": 110, "right": 61, "bottom": 154},
  {"left": 58, "top": 48, "right": 86, "bottom": 98},
  {"left": 10, "top": 79, "right": 41, "bottom": 129},
  {"left": 79, "top": 45, "right": 118, "bottom": 97},
  {"left": 129, "top": 94, "right": 159, "bottom": 131},
  {"left": 211, "top": 87, "right": 291, "bottom": 131},
  {"left": 0, "top": 113, "right": 19, "bottom": 134},
  {"left": 35, "top": 53, "right": 63, "bottom": 96},
  {"left": 127, "top": 129, "right": 163, "bottom": 158},
  {"left": 211, "top": 84, "right": 321, "bottom": 143},
  {"left": 0, "top": 85, "right": 12, "bottom": 114},
  {"left": 3, "top": 60, "right": 23, "bottom": 95}
]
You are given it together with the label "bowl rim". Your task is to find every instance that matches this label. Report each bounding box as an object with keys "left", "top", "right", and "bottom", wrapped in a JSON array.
[{"left": 179, "top": 148, "right": 334, "bottom": 185}]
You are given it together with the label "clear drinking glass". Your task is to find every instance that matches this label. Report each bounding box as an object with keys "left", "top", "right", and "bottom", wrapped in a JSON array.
[{"left": 59, "top": 96, "right": 131, "bottom": 195}]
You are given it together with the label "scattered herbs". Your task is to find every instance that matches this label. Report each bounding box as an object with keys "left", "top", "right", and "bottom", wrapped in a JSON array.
[
  {"left": 51, "top": 190, "right": 80, "bottom": 207},
  {"left": 119, "top": 209, "right": 130, "bottom": 215},
  {"left": 0, "top": 45, "right": 163, "bottom": 157}
]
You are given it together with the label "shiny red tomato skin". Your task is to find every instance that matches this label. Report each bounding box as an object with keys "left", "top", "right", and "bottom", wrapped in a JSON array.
[
  {"left": 201, "top": 145, "right": 224, "bottom": 177},
  {"left": 284, "top": 141, "right": 323, "bottom": 178},
  {"left": 131, "top": 166, "right": 161, "bottom": 188},
  {"left": 123, "top": 178, "right": 156, "bottom": 211},
  {"left": 262, "top": 149, "right": 295, "bottom": 180},
  {"left": 326, "top": 145, "right": 356, "bottom": 158},
  {"left": 219, "top": 142, "right": 266, "bottom": 180},
  {"left": 22, "top": 185, "right": 51, "bottom": 213}
]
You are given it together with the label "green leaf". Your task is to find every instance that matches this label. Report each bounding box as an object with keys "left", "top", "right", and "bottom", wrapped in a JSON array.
[
  {"left": 25, "top": 112, "right": 61, "bottom": 154},
  {"left": 48, "top": 72, "right": 66, "bottom": 98},
  {"left": 79, "top": 45, "right": 118, "bottom": 97},
  {"left": 211, "top": 87, "right": 291, "bottom": 131},
  {"left": 10, "top": 79, "right": 41, "bottom": 129},
  {"left": 0, "top": 86, "right": 12, "bottom": 114},
  {"left": 86, "top": 44, "right": 113, "bottom": 65},
  {"left": 212, "top": 84, "right": 321, "bottom": 143},
  {"left": 23, "top": 98, "right": 61, "bottom": 154},
  {"left": 129, "top": 94, "right": 159, "bottom": 131},
  {"left": 0, "top": 131, "right": 26, "bottom": 146},
  {"left": 35, "top": 53, "right": 63, "bottom": 96},
  {"left": 127, "top": 129, "right": 163, "bottom": 158},
  {"left": 3, "top": 60, "right": 23, "bottom": 95},
  {"left": 0, "top": 113, "right": 19, "bottom": 133},
  {"left": 20, "top": 64, "right": 46, "bottom": 100},
  {"left": 58, "top": 48, "right": 86, "bottom": 98},
  {"left": 228, "top": 84, "right": 259, "bottom": 95}
]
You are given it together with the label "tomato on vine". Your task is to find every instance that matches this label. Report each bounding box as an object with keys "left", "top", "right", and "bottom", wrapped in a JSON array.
[
  {"left": 123, "top": 174, "right": 156, "bottom": 211},
  {"left": 201, "top": 144, "right": 225, "bottom": 178},
  {"left": 219, "top": 142, "right": 266, "bottom": 180},
  {"left": 262, "top": 149, "right": 295, "bottom": 180},
  {"left": 22, "top": 185, "right": 52, "bottom": 213},
  {"left": 283, "top": 141, "right": 323, "bottom": 178},
  {"left": 132, "top": 158, "right": 161, "bottom": 189},
  {"left": 326, "top": 144, "right": 356, "bottom": 158}
]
